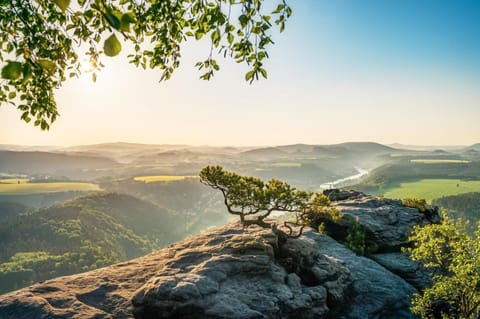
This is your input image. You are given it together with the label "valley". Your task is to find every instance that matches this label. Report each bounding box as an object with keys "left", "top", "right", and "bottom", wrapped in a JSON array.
[{"left": 1, "top": 141, "right": 480, "bottom": 295}]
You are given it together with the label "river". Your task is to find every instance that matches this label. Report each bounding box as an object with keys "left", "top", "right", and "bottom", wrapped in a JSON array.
[{"left": 320, "top": 167, "right": 368, "bottom": 190}]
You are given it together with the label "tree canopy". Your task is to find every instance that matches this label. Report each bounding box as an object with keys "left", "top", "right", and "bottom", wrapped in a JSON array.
[
  {"left": 199, "top": 165, "right": 335, "bottom": 245},
  {"left": 0, "top": 0, "right": 291, "bottom": 129},
  {"left": 200, "top": 165, "right": 310, "bottom": 228},
  {"left": 407, "top": 216, "right": 480, "bottom": 319}
]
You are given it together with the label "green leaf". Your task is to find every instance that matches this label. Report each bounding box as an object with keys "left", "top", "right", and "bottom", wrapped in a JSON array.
[
  {"left": 122, "top": 12, "right": 136, "bottom": 23},
  {"left": 195, "top": 31, "right": 204, "bottom": 40},
  {"left": 21, "top": 112, "right": 31, "bottom": 123},
  {"left": 40, "top": 121, "right": 48, "bottom": 130},
  {"left": 104, "top": 34, "right": 122, "bottom": 57},
  {"left": 1, "top": 61, "right": 22, "bottom": 80},
  {"left": 238, "top": 15, "right": 249, "bottom": 28},
  {"left": 120, "top": 18, "right": 130, "bottom": 32},
  {"left": 227, "top": 33, "right": 234, "bottom": 44},
  {"left": 272, "top": 4, "right": 285, "bottom": 14},
  {"left": 286, "top": 6, "right": 293, "bottom": 17},
  {"left": 22, "top": 63, "right": 32, "bottom": 81},
  {"left": 84, "top": 9, "right": 94, "bottom": 19},
  {"left": 245, "top": 70, "right": 254, "bottom": 82},
  {"left": 52, "top": 0, "right": 70, "bottom": 11},
  {"left": 260, "top": 68, "right": 267, "bottom": 79},
  {"left": 37, "top": 59, "right": 56, "bottom": 74},
  {"left": 120, "top": 13, "right": 135, "bottom": 32},
  {"left": 104, "top": 9, "right": 121, "bottom": 30}
]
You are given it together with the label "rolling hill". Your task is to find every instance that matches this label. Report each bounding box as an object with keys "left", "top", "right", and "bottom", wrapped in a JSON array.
[
  {"left": 0, "top": 151, "right": 116, "bottom": 177},
  {"left": 0, "top": 192, "right": 184, "bottom": 294}
]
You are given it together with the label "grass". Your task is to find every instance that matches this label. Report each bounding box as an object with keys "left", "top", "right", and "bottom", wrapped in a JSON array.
[
  {"left": 0, "top": 182, "right": 100, "bottom": 195},
  {"left": 134, "top": 175, "right": 198, "bottom": 183},
  {"left": 410, "top": 159, "right": 471, "bottom": 164},
  {"left": 382, "top": 179, "right": 480, "bottom": 203},
  {"left": 0, "top": 178, "right": 29, "bottom": 184}
]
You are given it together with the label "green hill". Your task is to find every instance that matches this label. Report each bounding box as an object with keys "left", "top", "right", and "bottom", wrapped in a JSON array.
[
  {"left": 0, "top": 192, "right": 184, "bottom": 293},
  {"left": 0, "top": 150, "right": 116, "bottom": 178},
  {"left": 355, "top": 160, "right": 480, "bottom": 193},
  {"left": 433, "top": 192, "right": 480, "bottom": 227}
]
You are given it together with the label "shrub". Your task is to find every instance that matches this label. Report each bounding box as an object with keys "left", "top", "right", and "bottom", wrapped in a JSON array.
[{"left": 402, "top": 198, "right": 428, "bottom": 213}]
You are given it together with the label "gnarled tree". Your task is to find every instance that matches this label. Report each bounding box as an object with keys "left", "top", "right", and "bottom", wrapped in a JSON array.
[{"left": 200, "top": 165, "right": 313, "bottom": 243}]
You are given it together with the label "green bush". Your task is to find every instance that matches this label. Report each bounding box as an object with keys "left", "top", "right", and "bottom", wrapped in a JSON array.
[
  {"left": 344, "top": 220, "right": 378, "bottom": 256},
  {"left": 402, "top": 198, "right": 428, "bottom": 213}
]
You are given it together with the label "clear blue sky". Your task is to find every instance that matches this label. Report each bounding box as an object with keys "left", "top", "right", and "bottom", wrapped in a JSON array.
[{"left": 1, "top": 0, "right": 479, "bottom": 146}]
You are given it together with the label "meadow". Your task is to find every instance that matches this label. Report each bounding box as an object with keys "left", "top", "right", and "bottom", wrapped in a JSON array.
[
  {"left": 0, "top": 182, "right": 101, "bottom": 195},
  {"left": 382, "top": 179, "right": 480, "bottom": 203},
  {"left": 410, "top": 159, "right": 471, "bottom": 164},
  {"left": 134, "top": 175, "right": 198, "bottom": 183}
]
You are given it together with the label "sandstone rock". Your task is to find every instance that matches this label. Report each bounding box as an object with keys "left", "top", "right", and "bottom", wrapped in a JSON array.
[
  {"left": 131, "top": 223, "right": 352, "bottom": 319},
  {"left": 304, "top": 230, "right": 417, "bottom": 319},
  {"left": 370, "top": 253, "right": 432, "bottom": 291},
  {"left": 323, "top": 189, "right": 362, "bottom": 201},
  {"left": 323, "top": 191, "right": 440, "bottom": 252}
]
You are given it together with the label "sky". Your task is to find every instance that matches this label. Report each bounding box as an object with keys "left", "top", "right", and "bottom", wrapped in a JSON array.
[{"left": 1, "top": 0, "right": 479, "bottom": 147}]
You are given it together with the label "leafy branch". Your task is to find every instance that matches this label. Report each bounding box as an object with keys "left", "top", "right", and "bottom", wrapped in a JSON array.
[{"left": 0, "top": 0, "right": 291, "bottom": 129}]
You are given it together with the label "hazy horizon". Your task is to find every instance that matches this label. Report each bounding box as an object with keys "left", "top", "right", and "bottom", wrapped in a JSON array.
[
  {"left": 1, "top": 0, "right": 479, "bottom": 146},
  {"left": 0, "top": 140, "right": 475, "bottom": 149}
]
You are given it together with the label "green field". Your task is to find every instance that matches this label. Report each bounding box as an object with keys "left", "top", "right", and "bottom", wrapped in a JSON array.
[
  {"left": 134, "top": 175, "right": 197, "bottom": 183},
  {"left": 382, "top": 179, "right": 480, "bottom": 203},
  {"left": 410, "top": 159, "right": 471, "bottom": 164},
  {"left": 0, "top": 182, "right": 100, "bottom": 195}
]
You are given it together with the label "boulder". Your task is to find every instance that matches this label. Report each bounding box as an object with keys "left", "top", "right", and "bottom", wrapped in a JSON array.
[
  {"left": 323, "top": 191, "right": 440, "bottom": 252},
  {"left": 131, "top": 223, "right": 353, "bottom": 319},
  {"left": 370, "top": 253, "right": 432, "bottom": 291},
  {"left": 323, "top": 189, "right": 362, "bottom": 201},
  {"left": 304, "top": 231, "right": 417, "bottom": 319}
]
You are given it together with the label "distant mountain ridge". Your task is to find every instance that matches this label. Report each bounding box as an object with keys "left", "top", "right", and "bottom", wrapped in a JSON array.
[
  {"left": 0, "top": 150, "right": 115, "bottom": 176},
  {"left": 2, "top": 141, "right": 478, "bottom": 155}
]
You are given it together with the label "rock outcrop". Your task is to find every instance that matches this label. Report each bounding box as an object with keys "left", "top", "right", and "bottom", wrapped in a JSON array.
[
  {"left": 132, "top": 224, "right": 352, "bottom": 319},
  {"left": 0, "top": 191, "right": 436, "bottom": 319},
  {"left": 370, "top": 253, "right": 431, "bottom": 290},
  {"left": 323, "top": 189, "right": 440, "bottom": 253},
  {"left": 304, "top": 232, "right": 417, "bottom": 318}
]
